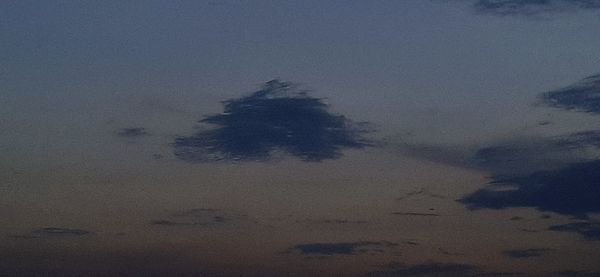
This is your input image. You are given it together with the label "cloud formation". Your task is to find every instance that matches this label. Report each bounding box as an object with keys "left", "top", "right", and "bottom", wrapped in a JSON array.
[
  {"left": 548, "top": 221, "right": 600, "bottom": 240},
  {"left": 34, "top": 227, "right": 91, "bottom": 236},
  {"left": 502, "top": 248, "right": 552, "bottom": 258},
  {"left": 460, "top": 160, "right": 600, "bottom": 218},
  {"left": 174, "top": 80, "right": 371, "bottom": 162},
  {"left": 366, "top": 262, "right": 521, "bottom": 277},
  {"left": 540, "top": 74, "right": 600, "bottom": 114},
  {"left": 472, "top": 0, "right": 600, "bottom": 16},
  {"left": 150, "top": 208, "right": 249, "bottom": 227},
  {"left": 287, "top": 241, "right": 397, "bottom": 256},
  {"left": 117, "top": 127, "right": 149, "bottom": 137}
]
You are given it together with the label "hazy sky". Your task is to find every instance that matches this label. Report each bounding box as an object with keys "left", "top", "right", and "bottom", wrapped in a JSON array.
[{"left": 2, "top": 1, "right": 600, "bottom": 276}]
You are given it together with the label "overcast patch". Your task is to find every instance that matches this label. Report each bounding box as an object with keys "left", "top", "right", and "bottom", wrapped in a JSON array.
[
  {"left": 472, "top": 0, "right": 600, "bottom": 16},
  {"left": 540, "top": 74, "right": 600, "bottom": 114},
  {"left": 173, "top": 80, "right": 372, "bottom": 163},
  {"left": 548, "top": 221, "right": 600, "bottom": 240}
]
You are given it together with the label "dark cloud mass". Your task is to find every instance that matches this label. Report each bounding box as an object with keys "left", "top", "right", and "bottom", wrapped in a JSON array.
[
  {"left": 460, "top": 160, "right": 600, "bottom": 218},
  {"left": 548, "top": 222, "right": 600, "bottom": 240},
  {"left": 174, "top": 80, "right": 371, "bottom": 162},
  {"left": 540, "top": 74, "right": 600, "bottom": 114},
  {"left": 288, "top": 241, "right": 397, "bottom": 256},
  {"left": 473, "top": 0, "right": 600, "bottom": 15},
  {"left": 502, "top": 248, "right": 552, "bottom": 258}
]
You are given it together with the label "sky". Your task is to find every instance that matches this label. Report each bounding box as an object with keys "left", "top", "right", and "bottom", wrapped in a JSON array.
[{"left": 1, "top": 0, "right": 600, "bottom": 276}]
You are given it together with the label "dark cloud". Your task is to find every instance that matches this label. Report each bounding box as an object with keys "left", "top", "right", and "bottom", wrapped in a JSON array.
[
  {"left": 472, "top": 0, "right": 600, "bottom": 16},
  {"left": 173, "top": 80, "right": 372, "bottom": 163},
  {"left": 548, "top": 221, "right": 600, "bottom": 240},
  {"left": 502, "top": 248, "right": 552, "bottom": 258},
  {"left": 34, "top": 227, "right": 91, "bottom": 236},
  {"left": 117, "top": 127, "right": 148, "bottom": 137},
  {"left": 366, "top": 262, "right": 521, "bottom": 277},
  {"left": 288, "top": 241, "right": 398, "bottom": 256},
  {"left": 460, "top": 160, "right": 600, "bottom": 218},
  {"left": 150, "top": 208, "right": 248, "bottom": 227},
  {"left": 540, "top": 74, "right": 600, "bottom": 114}
]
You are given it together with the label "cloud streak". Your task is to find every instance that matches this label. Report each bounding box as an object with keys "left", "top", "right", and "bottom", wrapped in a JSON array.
[
  {"left": 502, "top": 248, "right": 552, "bottom": 258},
  {"left": 287, "top": 241, "right": 398, "bottom": 256},
  {"left": 548, "top": 221, "right": 600, "bottom": 240},
  {"left": 540, "top": 74, "right": 600, "bottom": 114},
  {"left": 472, "top": 0, "right": 600, "bottom": 16}
]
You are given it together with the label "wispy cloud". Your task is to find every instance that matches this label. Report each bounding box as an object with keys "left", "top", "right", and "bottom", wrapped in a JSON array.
[
  {"left": 548, "top": 221, "right": 600, "bottom": 240},
  {"left": 150, "top": 208, "right": 250, "bottom": 227},
  {"left": 173, "top": 80, "right": 372, "bottom": 163},
  {"left": 472, "top": 0, "right": 600, "bottom": 16},
  {"left": 286, "top": 241, "right": 398, "bottom": 256},
  {"left": 502, "top": 248, "right": 552, "bottom": 258},
  {"left": 539, "top": 74, "right": 600, "bottom": 115},
  {"left": 366, "top": 262, "right": 522, "bottom": 276},
  {"left": 116, "top": 127, "right": 149, "bottom": 137}
]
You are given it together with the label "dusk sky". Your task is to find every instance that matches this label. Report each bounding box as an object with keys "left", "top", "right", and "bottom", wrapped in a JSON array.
[{"left": 2, "top": 1, "right": 600, "bottom": 276}]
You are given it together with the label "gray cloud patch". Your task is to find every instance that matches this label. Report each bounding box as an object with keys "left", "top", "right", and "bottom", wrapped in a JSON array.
[
  {"left": 173, "top": 80, "right": 372, "bottom": 163},
  {"left": 502, "top": 248, "right": 552, "bottom": 258},
  {"left": 288, "top": 241, "right": 398, "bottom": 256},
  {"left": 548, "top": 221, "right": 600, "bottom": 240},
  {"left": 472, "top": 0, "right": 600, "bottom": 16},
  {"left": 540, "top": 74, "right": 600, "bottom": 114}
]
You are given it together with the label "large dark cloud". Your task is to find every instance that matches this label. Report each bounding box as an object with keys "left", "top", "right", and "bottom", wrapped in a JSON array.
[
  {"left": 460, "top": 160, "right": 600, "bottom": 218},
  {"left": 173, "top": 80, "right": 371, "bottom": 162},
  {"left": 472, "top": 0, "right": 600, "bottom": 15},
  {"left": 548, "top": 221, "right": 600, "bottom": 240},
  {"left": 287, "top": 241, "right": 398, "bottom": 256},
  {"left": 540, "top": 74, "right": 600, "bottom": 114}
]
